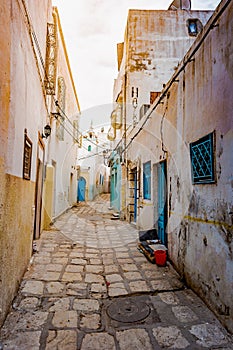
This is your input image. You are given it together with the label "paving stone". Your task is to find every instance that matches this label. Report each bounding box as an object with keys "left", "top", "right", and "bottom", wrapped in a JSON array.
[
  {"left": 2, "top": 331, "right": 41, "bottom": 350},
  {"left": 52, "top": 257, "right": 69, "bottom": 264},
  {"left": 18, "top": 297, "right": 40, "bottom": 310},
  {"left": 62, "top": 272, "right": 82, "bottom": 282},
  {"left": 86, "top": 248, "right": 100, "bottom": 253},
  {"left": 124, "top": 271, "right": 142, "bottom": 280},
  {"left": 65, "top": 264, "right": 84, "bottom": 273},
  {"left": 46, "top": 264, "right": 63, "bottom": 272},
  {"left": 40, "top": 271, "right": 61, "bottom": 281},
  {"left": 80, "top": 314, "right": 101, "bottom": 330},
  {"left": 158, "top": 291, "right": 179, "bottom": 305},
  {"left": 52, "top": 252, "right": 68, "bottom": 257},
  {"left": 150, "top": 279, "right": 172, "bottom": 290},
  {"left": 46, "top": 330, "right": 77, "bottom": 350},
  {"left": 144, "top": 270, "right": 165, "bottom": 279},
  {"left": 172, "top": 305, "right": 199, "bottom": 323},
  {"left": 81, "top": 333, "right": 115, "bottom": 350},
  {"left": 121, "top": 264, "right": 138, "bottom": 272},
  {"left": 49, "top": 298, "right": 70, "bottom": 311},
  {"left": 86, "top": 265, "right": 103, "bottom": 273},
  {"left": 129, "top": 281, "right": 150, "bottom": 293},
  {"left": 45, "top": 282, "right": 65, "bottom": 294},
  {"left": 117, "top": 258, "right": 134, "bottom": 264},
  {"left": 85, "top": 273, "right": 105, "bottom": 283},
  {"left": 22, "top": 280, "right": 44, "bottom": 295},
  {"left": 108, "top": 283, "right": 128, "bottom": 297},
  {"left": 104, "top": 265, "right": 119, "bottom": 274},
  {"left": 114, "top": 247, "right": 129, "bottom": 252},
  {"left": 116, "top": 328, "right": 153, "bottom": 350},
  {"left": 2, "top": 311, "right": 48, "bottom": 333},
  {"left": 106, "top": 274, "right": 123, "bottom": 283},
  {"left": 73, "top": 299, "right": 100, "bottom": 312},
  {"left": 91, "top": 283, "right": 107, "bottom": 293},
  {"left": 33, "top": 256, "right": 51, "bottom": 264},
  {"left": 90, "top": 258, "right": 102, "bottom": 264},
  {"left": 71, "top": 258, "right": 87, "bottom": 265},
  {"left": 153, "top": 326, "right": 190, "bottom": 348},
  {"left": 70, "top": 251, "right": 84, "bottom": 258},
  {"left": 102, "top": 258, "right": 115, "bottom": 264},
  {"left": 52, "top": 311, "right": 77, "bottom": 328},
  {"left": 189, "top": 323, "right": 227, "bottom": 347}
]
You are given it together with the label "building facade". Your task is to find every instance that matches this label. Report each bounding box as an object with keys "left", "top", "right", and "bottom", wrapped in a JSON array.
[
  {"left": 0, "top": 0, "right": 80, "bottom": 326},
  {"left": 108, "top": 0, "right": 213, "bottom": 217},
  {"left": 111, "top": 0, "right": 233, "bottom": 332}
]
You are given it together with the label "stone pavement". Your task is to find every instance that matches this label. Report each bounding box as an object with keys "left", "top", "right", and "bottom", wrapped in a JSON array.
[{"left": 0, "top": 194, "right": 232, "bottom": 349}]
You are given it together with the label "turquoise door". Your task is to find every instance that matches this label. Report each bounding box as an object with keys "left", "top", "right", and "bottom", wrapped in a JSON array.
[
  {"left": 78, "top": 177, "right": 86, "bottom": 202},
  {"left": 158, "top": 161, "right": 167, "bottom": 245}
]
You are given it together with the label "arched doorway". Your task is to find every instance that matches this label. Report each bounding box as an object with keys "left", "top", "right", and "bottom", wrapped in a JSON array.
[{"left": 77, "top": 177, "right": 86, "bottom": 202}]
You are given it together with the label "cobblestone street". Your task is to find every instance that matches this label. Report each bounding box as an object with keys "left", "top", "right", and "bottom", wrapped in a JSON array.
[{"left": 0, "top": 195, "right": 232, "bottom": 349}]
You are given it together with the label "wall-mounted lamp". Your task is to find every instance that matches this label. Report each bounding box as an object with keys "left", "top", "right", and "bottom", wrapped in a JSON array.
[{"left": 42, "top": 124, "right": 51, "bottom": 139}]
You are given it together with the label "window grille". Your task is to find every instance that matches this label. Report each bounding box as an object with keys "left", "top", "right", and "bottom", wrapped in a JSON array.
[
  {"left": 143, "top": 161, "right": 151, "bottom": 199},
  {"left": 23, "top": 131, "right": 33, "bottom": 180},
  {"left": 190, "top": 132, "right": 215, "bottom": 184}
]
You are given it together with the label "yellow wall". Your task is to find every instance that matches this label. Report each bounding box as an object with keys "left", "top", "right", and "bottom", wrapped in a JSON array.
[{"left": 0, "top": 172, "right": 35, "bottom": 326}]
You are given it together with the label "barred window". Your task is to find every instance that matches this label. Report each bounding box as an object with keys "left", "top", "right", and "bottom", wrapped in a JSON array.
[{"left": 190, "top": 132, "right": 215, "bottom": 184}]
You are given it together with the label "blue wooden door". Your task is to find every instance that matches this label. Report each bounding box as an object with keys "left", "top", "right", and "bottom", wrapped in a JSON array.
[
  {"left": 78, "top": 177, "right": 86, "bottom": 202},
  {"left": 158, "top": 161, "right": 167, "bottom": 245},
  {"left": 134, "top": 170, "right": 137, "bottom": 222}
]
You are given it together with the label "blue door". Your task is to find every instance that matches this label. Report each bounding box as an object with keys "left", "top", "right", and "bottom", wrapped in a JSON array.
[
  {"left": 158, "top": 161, "right": 167, "bottom": 245},
  {"left": 78, "top": 177, "right": 86, "bottom": 202},
  {"left": 134, "top": 170, "right": 137, "bottom": 222}
]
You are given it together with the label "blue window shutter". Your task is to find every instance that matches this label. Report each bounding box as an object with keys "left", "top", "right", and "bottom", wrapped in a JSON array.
[{"left": 143, "top": 161, "right": 151, "bottom": 199}]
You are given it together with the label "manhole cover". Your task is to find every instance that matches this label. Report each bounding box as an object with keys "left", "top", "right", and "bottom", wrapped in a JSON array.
[{"left": 107, "top": 299, "right": 150, "bottom": 323}]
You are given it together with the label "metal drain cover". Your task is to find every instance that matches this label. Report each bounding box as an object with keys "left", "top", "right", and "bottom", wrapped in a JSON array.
[{"left": 107, "top": 299, "right": 150, "bottom": 323}]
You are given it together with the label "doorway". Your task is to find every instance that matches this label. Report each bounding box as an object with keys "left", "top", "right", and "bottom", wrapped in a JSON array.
[
  {"left": 78, "top": 177, "right": 86, "bottom": 202},
  {"left": 157, "top": 160, "right": 167, "bottom": 246}
]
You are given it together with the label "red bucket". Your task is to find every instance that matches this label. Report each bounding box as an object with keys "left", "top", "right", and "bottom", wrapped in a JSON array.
[{"left": 154, "top": 249, "right": 167, "bottom": 266}]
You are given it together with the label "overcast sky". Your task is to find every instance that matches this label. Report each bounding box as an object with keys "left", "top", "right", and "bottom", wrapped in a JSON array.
[{"left": 52, "top": 0, "right": 220, "bottom": 115}]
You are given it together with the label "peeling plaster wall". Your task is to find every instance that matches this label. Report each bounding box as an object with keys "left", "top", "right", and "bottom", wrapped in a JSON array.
[
  {"left": 128, "top": 0, "right": 233, "bottom": 332},
  {"left": 124, "top": 9, "right": 213, "bottom": 124}
]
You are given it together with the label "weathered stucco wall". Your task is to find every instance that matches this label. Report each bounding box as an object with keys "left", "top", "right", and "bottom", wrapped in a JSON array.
[
  {"left": 124, "top": 9, "right": 213, "bottom": 125},
  {"left": 128, "top": 0, "right": 233, "bottom": 332},
  {"left": 0, "top": 0, "right": 51, "bottom": 326}
]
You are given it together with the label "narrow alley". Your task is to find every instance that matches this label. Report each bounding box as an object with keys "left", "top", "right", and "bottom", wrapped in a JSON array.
[{"left": 0, "top": 195, "right": 232, "bottom": 350}]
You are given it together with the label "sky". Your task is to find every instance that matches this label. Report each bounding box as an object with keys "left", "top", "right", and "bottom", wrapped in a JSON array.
[{"left": 52, "top": 0, "right": 220, "bottom": 118}]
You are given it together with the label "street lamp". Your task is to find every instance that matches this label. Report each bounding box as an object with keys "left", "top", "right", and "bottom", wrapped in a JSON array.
[{"left": 42, "top": 124, "right": 51, "bottom": 139}]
